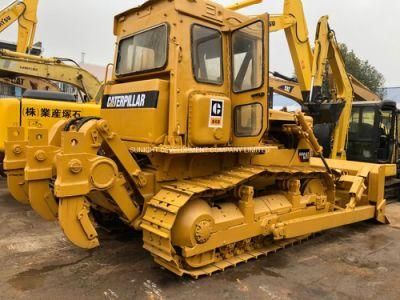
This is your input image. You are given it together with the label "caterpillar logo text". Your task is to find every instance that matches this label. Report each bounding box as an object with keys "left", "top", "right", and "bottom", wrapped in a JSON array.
[
  {"left": 209, "top": 99, "right": 224, "bottom": 128},
  {"left": 102, "top": 91, "right": 159, "bottom": 109}
]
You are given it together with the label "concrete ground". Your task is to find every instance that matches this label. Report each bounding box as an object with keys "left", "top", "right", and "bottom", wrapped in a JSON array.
[{"left": 0, "top": 178, "right": 400, "bottom": 300}]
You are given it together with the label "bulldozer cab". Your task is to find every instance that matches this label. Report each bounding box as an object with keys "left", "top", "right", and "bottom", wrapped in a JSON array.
[
  {"left": 104, "top": 0, "right": 269, "bottom": 149},
  {"left": 348, "top": 101, "right": 399, "bottom": 165}
]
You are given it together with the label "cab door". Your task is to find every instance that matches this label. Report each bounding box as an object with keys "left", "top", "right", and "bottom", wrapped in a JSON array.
[
  {"left": 230, "top": 14, "right": 269, "bottom": 147},
  {"left": 377, "top": 105, "right": 397, "bottom": 163}
]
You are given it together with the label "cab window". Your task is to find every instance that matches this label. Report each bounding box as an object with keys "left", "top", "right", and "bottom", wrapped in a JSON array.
[
  {"left": 235, "top": 103, "right": 263, "bottom": 137},
  {"left": 349, "top": 107, "right": 376, "bottom": 139},
  {"left": 191, "top": 25, "right": 223, "bottom": 84},
  {"left": 232, "top": 21, "right": 263, "bottom": 92},
  {"left": 380, "top": 110, "right": 393, "bottom": 136},
  {"left": 116, "top": 24, "right": 168, "bottom": 75}
]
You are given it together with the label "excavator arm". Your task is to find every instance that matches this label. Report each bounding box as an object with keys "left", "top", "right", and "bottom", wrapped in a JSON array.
[
  {"left": 306, "top": 16, "right": 353, "bottom": 159},
  {"left": 348, "top": 75, "right": 381, "bottom": 102},
  {"left": 0, "top": 74, "right": 60, "bottom": 91},
  {"left": 269, "top": 75, "right": 303, "bottom": 104},
  {"left": 0, "top": 0, "right": 38, "bottom": 53},
  {"left": 269, "top": 0, "right": 313, "bottom": 99},
  {"left": 268, "top": 1, "right": 354, "bottom": 159},
  {"left": 0, "top": 49, "right": 103, "bottom": 102}
]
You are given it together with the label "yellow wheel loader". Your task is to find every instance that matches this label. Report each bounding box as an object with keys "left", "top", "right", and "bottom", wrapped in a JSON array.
[{"left": 3, "top": 0, "right": 395, "bottom": 277}]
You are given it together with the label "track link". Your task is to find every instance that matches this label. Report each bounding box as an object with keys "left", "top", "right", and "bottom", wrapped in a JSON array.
[{"left": 141, "top": 165, "right": 327, "bottom": 277}]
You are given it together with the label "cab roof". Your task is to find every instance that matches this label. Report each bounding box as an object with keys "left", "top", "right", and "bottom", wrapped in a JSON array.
[{"left": 114, "top": 0, "right": 249, "bottom": 36}]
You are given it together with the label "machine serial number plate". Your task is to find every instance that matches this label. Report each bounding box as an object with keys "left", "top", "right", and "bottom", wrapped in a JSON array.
[{"left": 298, "top": 149, "right": 311, "bottom": 162}]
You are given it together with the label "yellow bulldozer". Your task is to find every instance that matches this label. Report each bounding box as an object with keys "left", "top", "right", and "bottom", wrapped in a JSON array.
[{"left": 3, "top": 0, "right": 395, "bottom": 278}]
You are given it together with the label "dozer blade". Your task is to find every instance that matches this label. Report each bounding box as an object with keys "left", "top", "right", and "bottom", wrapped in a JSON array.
[
  {"left": 28, "top": 181, "right": 58, "bottom": 221},
  {"left": 58, "top": 196, "right": 99, "bottom": 249},
  {"left": 6, "top": 170, "right": 29, "bottom": 204}
]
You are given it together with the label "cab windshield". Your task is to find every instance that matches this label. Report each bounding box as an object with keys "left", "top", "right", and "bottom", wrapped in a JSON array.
[{"left": 116, "top": 24, "right": 168, "bottom": 75}]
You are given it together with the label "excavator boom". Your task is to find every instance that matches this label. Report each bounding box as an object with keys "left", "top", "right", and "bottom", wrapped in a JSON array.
[
  {"left": 270, "top": 76, "right": 303, "bottom": 104},
  {"left": 0, "top": 49, "right": 102, "bottom": 101},
  {"left": 0, "top": 0, "right": 39, "bottom": 53},
  {"left": 350, "top": 75, "right": 381, "bottom": 102},
  {"left": 269, "top": 0, "right": 313, "bottom": 98},
  {"left": 0, "top": 75, "right": 60, "bottom": 91},
  {"left": 268, "top": 1, "right": 358, "bottom": 159},
  {"left": 305, "top": 16, "right": 353, "bottom": 159}
]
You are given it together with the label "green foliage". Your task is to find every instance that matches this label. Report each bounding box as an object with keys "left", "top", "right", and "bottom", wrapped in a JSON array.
[{"left": 339, "top": 43, "right": 385, "bottom": 95}]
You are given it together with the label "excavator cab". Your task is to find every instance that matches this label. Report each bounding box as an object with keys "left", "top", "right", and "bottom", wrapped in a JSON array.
[{"left": 347, "top": 101, "right": 399, "bottom": 166}]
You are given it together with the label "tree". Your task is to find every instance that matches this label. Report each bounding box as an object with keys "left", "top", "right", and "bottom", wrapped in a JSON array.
[{"left": 338, "top": 43, "right": 385, "bottom": 96}]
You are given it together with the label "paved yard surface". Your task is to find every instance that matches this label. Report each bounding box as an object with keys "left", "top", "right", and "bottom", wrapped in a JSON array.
[{"left": 0, "top": 178, "right": 399, "bottom": 300}]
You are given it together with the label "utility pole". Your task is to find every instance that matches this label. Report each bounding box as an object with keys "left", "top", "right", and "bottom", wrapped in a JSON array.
[{"left": 80, "top": 52, "right": 86, "bottom": 64}]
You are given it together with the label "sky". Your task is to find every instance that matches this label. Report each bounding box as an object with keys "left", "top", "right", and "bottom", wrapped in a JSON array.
[{"left": 0, "top": 0, "right": 399, "bottom": 86}]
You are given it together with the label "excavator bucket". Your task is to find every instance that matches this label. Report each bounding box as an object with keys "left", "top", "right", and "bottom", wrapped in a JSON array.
[
  {"left": 4, "top": 127, "right": 29, "bottom": 204},
  {"left": 303, "top": 102, "right": 345, "bottom": 124}
]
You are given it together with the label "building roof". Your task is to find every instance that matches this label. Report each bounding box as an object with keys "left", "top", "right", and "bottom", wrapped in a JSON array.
[{"left": 79, "top": 63, "right": 107, "bottom": 81}]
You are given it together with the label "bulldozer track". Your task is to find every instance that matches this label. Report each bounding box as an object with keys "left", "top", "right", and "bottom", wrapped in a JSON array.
[{"left": 141, "top": 164, "right": 327, "bottom": 277}]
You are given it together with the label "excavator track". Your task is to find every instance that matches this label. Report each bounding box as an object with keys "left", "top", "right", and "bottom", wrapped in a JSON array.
[{"left": 141, "top": 164, "right": 327, "bottom": 278}]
